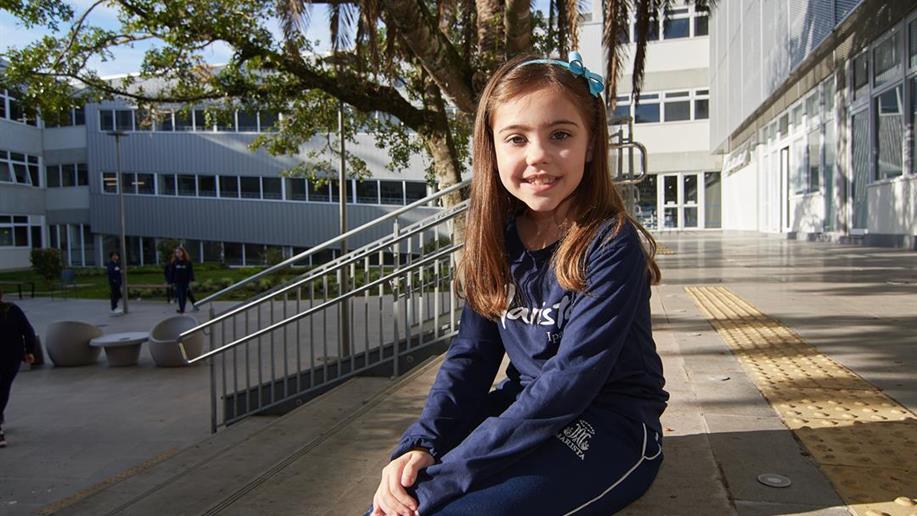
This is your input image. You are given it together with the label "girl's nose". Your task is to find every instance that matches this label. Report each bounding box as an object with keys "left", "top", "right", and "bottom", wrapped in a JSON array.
[{"left": 525, "top": 138, "right": 549, "bottom": 166}]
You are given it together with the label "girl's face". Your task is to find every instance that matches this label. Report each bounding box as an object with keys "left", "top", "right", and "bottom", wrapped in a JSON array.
[
  {"left": 491, "top": 86, "right": 591, "bottom": 218},
  {"left": 175, "top": 249, "right": 183, "bottom": 260}
]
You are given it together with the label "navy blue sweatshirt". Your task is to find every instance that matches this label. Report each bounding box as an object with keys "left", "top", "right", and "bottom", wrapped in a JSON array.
[
  {"left": 106, "top": 260, "right": 122, "bottom": 287},
  {"left": 391, "top": 218, "right": 668, "bottom": 513},
  {"left": 0, "top": 302, "right": 38, "bottom": 362},
  {"left": 171, "top": 260, "right": 194, "bottom": 285}
]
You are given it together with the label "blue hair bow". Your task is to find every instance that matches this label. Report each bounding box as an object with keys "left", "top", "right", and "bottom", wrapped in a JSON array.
[{"left": 518, "top": 51, "right": 605, "bottom": 98}]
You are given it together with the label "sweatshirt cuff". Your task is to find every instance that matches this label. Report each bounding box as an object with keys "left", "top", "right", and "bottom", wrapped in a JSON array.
[{"left": 391, "top": 436, "right": 440, "bottom": 462}]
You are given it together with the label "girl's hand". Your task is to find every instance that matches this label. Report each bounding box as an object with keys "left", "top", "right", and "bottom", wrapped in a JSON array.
[
  {"left": 371, "top": 449, "right": 434, "bottom": 516},
  {"left": 23, "top": 353, "right": 35, "bottom": 364}
]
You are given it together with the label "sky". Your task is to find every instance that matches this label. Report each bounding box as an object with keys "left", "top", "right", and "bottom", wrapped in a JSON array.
[{"left": 1, "top": 0, "right": 554, "bottom": 77}]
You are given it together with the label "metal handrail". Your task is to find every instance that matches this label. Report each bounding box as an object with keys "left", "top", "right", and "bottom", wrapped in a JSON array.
[
  {"left": 179, "top": 199, "right": 469, "bottom": 338},
  {"left": 183, "top": 242, "right": 463, "bottom": 363},
  {"left": 194, "top": 178, "right": 471, "bottom": 307},
  {"left": 610, "top": 140, "right": 649, "bottom": 185}
]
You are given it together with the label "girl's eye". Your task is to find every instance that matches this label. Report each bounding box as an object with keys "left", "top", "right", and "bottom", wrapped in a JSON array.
[
  {"left": 506, "top": 135, "right": 527, "bottom": 145},
  {"left": 552, "top": 131, "right": 571, "bottom": 141}
]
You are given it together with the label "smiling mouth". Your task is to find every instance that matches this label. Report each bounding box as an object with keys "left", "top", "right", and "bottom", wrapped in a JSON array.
[{"left": 525, "top": 176, "right": 557, "bottom": 186}]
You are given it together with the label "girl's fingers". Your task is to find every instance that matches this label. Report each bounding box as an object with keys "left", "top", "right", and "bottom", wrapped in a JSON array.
[
  {"left": 386, "top": 471, "right": 417, "bottom": 515},
  {"left": 401, "top": 460, "right": 417, "bottom": 488}
]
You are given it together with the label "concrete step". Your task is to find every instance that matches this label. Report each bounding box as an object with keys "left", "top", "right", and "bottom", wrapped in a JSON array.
[{"left": 51, "top": 374, "right": 398, "bottom": 516}]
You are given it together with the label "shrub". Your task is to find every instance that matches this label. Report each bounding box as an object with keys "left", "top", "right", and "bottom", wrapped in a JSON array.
[
  {"left": 157, "top": 238, "right": 181, "bottom": 264},
  {"left": 30, "top": 249, "right": 63, "bottom": 287}
]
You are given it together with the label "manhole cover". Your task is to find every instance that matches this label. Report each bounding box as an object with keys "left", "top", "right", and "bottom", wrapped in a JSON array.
[{"left": 757, "top": 473, "right": 791, "bottom": 488}]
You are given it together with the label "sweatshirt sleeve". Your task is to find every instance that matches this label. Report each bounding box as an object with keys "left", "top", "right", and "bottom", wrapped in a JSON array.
[
  {"left": 414, "top": 224, "right": 648, "bottom": 513},
  {"left": 12, "top": 304, "right": 37, "bottom": 355},
  {"left": 391, "top": 305, "right": 505, "bottom": 462}
]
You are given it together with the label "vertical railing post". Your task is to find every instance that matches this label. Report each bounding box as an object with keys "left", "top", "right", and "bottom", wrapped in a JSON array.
[{"left": 209, "top": 304, "right": 217, "bottom": 433}]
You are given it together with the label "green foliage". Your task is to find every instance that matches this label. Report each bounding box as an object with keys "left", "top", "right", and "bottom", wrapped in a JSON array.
[
  {"left": 157, "top": 238, "right": 181, "bottom": 264},
  {"left": 264, "top": 247, "right": 284, "bottom": 266},
  {"left": 29, "top": 248, "right": 63, "bottom": 285}
]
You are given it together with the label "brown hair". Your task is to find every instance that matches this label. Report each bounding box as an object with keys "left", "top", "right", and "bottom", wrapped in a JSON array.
[{"left": 457, "top": 54, "right": 661, "bottom": 319}]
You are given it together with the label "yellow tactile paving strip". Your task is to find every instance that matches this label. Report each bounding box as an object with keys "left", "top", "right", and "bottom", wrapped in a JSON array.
[
  {"left": 686, "top": 286, "right": 917, "bottom": 516},
  {"left": 655, "top": 244, "right": 675, "bottom": 255}
]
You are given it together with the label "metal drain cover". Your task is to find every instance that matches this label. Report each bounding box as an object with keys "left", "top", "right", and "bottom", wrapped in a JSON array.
[{"left": 757, "top": 473, "right": 792, "bottom": 488}]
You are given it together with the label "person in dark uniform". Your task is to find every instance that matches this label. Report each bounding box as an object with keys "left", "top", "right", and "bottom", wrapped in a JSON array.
[
  {"left": 106, "top": 251, "right": 123, "bottom": 314},
  {"left": 0, "top": 287, "right": 37, "bottom": 448},
  {"left": 171, "top": 247, "right": 195, "bottom": 313}
]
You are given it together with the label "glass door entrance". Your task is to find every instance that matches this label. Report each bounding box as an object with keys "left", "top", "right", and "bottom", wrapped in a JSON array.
[{"left": 660, "top": 173, "right": 701, "bottom": 230}]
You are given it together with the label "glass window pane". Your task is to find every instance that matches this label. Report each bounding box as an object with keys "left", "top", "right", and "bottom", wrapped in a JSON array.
[
  {"left": 683, "top": 207, "right": 698, "bottom": 228},
  {"left": 244, "top": 244, "right": 264, "bottom": 266},
  {"left": 158, "top": 174, "right": 176, "bottom": 195},
  {"left": 259, "top": 111, "right": 278, "bottom": 131},
  {"left": 137, "top": 173, "right": 154, "bottom": 194},
  {"left": 911, "top": 18, "right": 917, "bottom": 68},
  {"left": 103, "top": 172, "right": 118, "bottom": 193},
  {"left": 61, "top": 164, "right": 76, "bottom": 186},
  {"left": 28, "top": 164, "right": 40, "bottom": 186},
  {"left": 32, "top": 226, "right": 43, "bottom": 249},
  {"left": 853, "top": 53, "right": 869, "bottom": 100},
  {"left": 203, "top": 241, "right": 222, "bottom": 262},
  {"left": 663, "top": 17, "right": 690, "bottom": 39},
  {"left": 237, "top": 111, "right": 258, "bottom": 131},
  {"left": 121, "top": 172, "right": 136, "bottom": 194},
  {"left": 405, "top": 182, "right": 427, "bottom": 204},
  {"left": 286, "top": 177, "right": 306, "bottom": 200},
  {"left": 635, "top": 174, "right": 657, "bottom": 228},
  {"left": 823, "top": 80, "right": 835, "bottom": 114},
  {"left": 307, "top": 180, "right": 330, "bottom": 202},
  {"left": 0, "top": 227, "right": 11, "bottom": 246},
  {"left": 634, "top": 103, "right": 660, "bottom": 123},
  {"left": 694, "top": 15, "right": 708, "bottom": 36},
  {"left": 100, "top": 110, "right": 114, "bottom": 131},
  {"left": 174, "top": 110, "right": 192, "bottom": 131},
  {"left": 198, "top": 175, "right": 216, "bottom": 197},
  {"left": 807, "top": 129, "right": 821, "bottom": 192},
  {"left": 224, "top": 242, "right": 243, "bottom": 266},
  {"left": 216, "top": 112, "right": 235, "bottom": 132},
  {"left": 135, "top": 108, "right": 153, "bottom": 131},
  {"left": 240, "top": 176, "right": 261, "bottom": 198},
  {"left": 852, "top": 111, "right": 869, "bottom": 228},
  {"left": 14, "top": 226, "right": 28, "bottom": 246},
  {"left": 0, "top": 163, "right": 10, "bottom": 183},
  {"left": 875, "top": 85, "right": 904, "bottom": 180},
  {"left": 220, "top": 176, "right": 239, "bottom": 198},
  {"left": 663, "top": 100, "right": 691, "bottom": 121},
  {"left": 663, "top": 207, "right": 677, "bottom": 228},
  {"left": 47, "top": 165, "right": 61, "bottom": 187},
  {"left": 873, "top": 32, "right": 900, "bottom": 89},
  {"left": 116, "top": 110, "right": 133, "bottom": 131},
  {"left": 612, "top": 102, "right": 630, "bottom": 123},
  {"left": 356, "top": 180, "right": 378, "bottom": 204},
  {"left": 633, "top": 20, "right": 658, "bottom": 41},
  {"left": 684, "top": 175, "right": 698, "bottom": 203},
  {"left": 262, "top": 177, "right": 282, "bottom": 199},
  {"left": 77, "top": 163, "right": 88, "bottom": 185},
  {"left": 663, "top": 175, "right": 677, "bottom": 204},
  {"left": 74, "top": 107, "right": 85, "bottom": 126},
  {"left": 193, "top": 109, "right": 209, "bottom": 131},
  {"left": 155, "top": 111, "right": 174, "bottom": 131},
  {"left": 379, "top": 180, "right": 403, "bottom": 205},
  {"left": 704, "top": 172, "right": 721, "bottom": 228},
  {"left": 178, "top": 174, "right": 197, "bottom": 196},
  {"left": 778, "top": 114, "right": 789, "bottom": 138}
]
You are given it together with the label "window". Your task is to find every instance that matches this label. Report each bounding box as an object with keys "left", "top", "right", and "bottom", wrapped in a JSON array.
[
  {"left": 910, "top": 18, "right": 917, "bottom": 68},
  {"left": 259, "top": 111, "right": 278, "bottom": 131},
  {"left": 74, "top": 107, "right": 85, "bottom": 126},
  {"left": 174, "top": 110, "right": 193, "bottom": 131},
  {"left": 121, "top": 173, "right": 137, "bottom": 194},
  {"left": 694, "top": 11, "right": 708, "bottom": 36},
  {"left": 178, "top": 174, "right": 197, "bottom": 196},
  {"left": 2, "top": 152, "right": 40, "bottom": 186},
  {"left": 216, "top": 112, "right": 234, "bottom": 132},
  {"left": 158, "top": 174, "right": 177, "bottom": 195},
  {"left": 778, "top": 114, "right": 789, "bottom": 139},
  {"left": 136, "top": 173, "right": 154, "bottom": 194},
  {"left": 793, "top": 138, "right": 807, "bottom": 194},
  {"left": 198, "top": 175, "right": 217, "bottom": 197},
  {"left": 244, "top": 244, "right": 264, "bottom": 265},
  {"left": 224, "top": 242, "right": 243, "bottom": 266},
  {"left": 875, "top": 85, "right": 904, "bottom": 180},
  {"left": 62, "top": 163, "right": 76, "bottom": 187},
  {"left": 405, "top": 182, "right": 427, "bottom": 204},
  {"left": 694, "top": 89, "right": 709, "bottom": 120},
  {"left": 115, "top": 110, "right": 134, "bottom": 131},
  {"left": 76, "top": 164, "right": 88, "bottom": 186},
  {"left": 791, "top": 104, "right": 804, "bottom": 130},
  {"left": 379, "top": 180, "right": 404, "bottom": 205},
  {"left": 135, "top": 108, "right": 153, "bottom": 131},
  {"left": 632, "top": 18, "right": 658, "bottom": 42},
  {"left": 806, "top": 129, "right": 821, "bottom": 193},
  {"left": 663, "top": 8, "right": 690, "bottom": 39},
  {"left": 0, "top": 215, "right": 35, "bottom": 247},
  {"left": 219, "top": 176, "right": 239, "bottom": 198},
  {"left": 193, "top": 109, "right": 209, "bottom": 131},
  {"left": 308, "top": 179, "right": 330, "bottom": 202},
  {"left": 262, "top": 177, "right": 282, "bottom": 200},
  {"left": 286, "top": 177, "right": 307, "bottom": 201},
  {"left": 0, "top": 90, "right": 6, "bottom": 119},
  {"left": 912, "top": 77, "right": 917, "bottom": 174},
  {"left": 853, "top": 53, "right": 869, "bottom": 101},
  {"left": 805, "top": 91, "right": 819, "bottom": 121},
  {"left": 662, "top": 91, "right": 691, "bottom": 121},
  {"left": 240, "top": 176, "right": 261, "bottom": 198},
  {"left": 633, "top": 94, "right": 660, "bottom": 124},
  {"left": 238, "top": 111, "right": 258, "bottom": 132},
  {"left": 611, "top": 96, "right": 631, "bottom": 123},
  {"left": 102, "top": 172, "right": 118, "bottom": 193},
  {"left": 873, "top": 32, "right": 901, "bottom": 90},
  {"left": 47, "top": 165, "right": 61, "bottom": 187},
  {"left": 156, "top": 111, "right": 174, "bottom": 131},
  {"left": 356, "top": 180, "right": 378, "bottom": 204},
  {"left": 704, "top": 172, "right": 721, "bottom": 228},
  {"left": 823, "top": 80, "right": 835, "bottom": 115},
  {"left": 100, "top": 110, "right": 114, "bottom": 131}
]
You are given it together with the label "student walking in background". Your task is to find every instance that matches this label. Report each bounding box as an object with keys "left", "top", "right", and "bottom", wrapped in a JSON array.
[
  {"left": 0, "top": 287, "right": 38, "bottom": 448},
  {"left": 171, "top": 247, "right": 195, "bottom": 314},
  {"left": 106, "top": 251, "right": 123, "bottom": 314}
]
